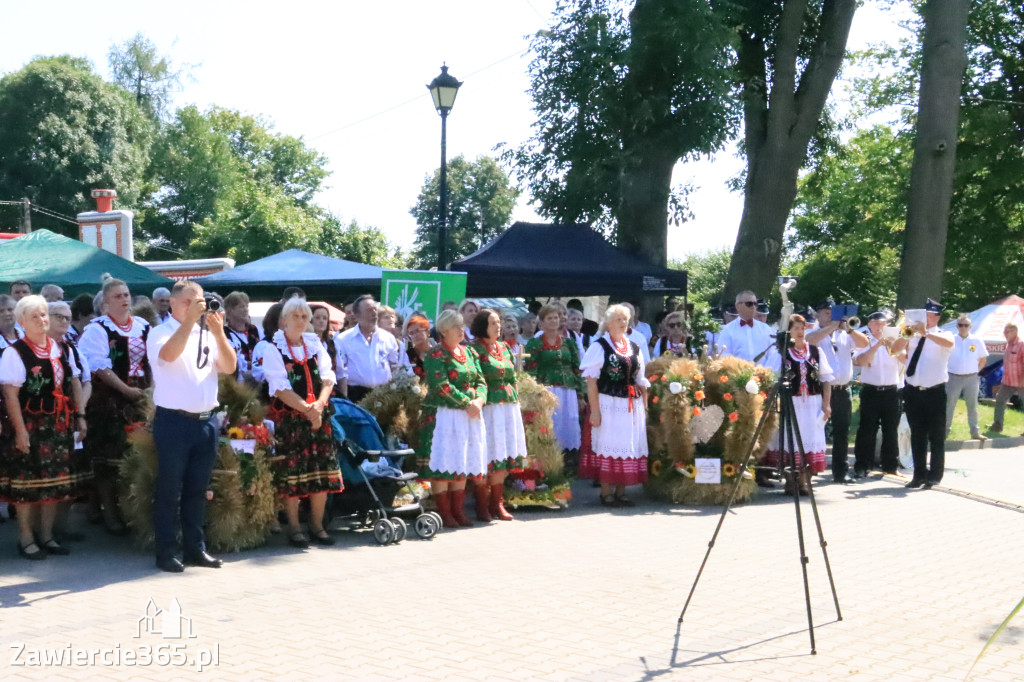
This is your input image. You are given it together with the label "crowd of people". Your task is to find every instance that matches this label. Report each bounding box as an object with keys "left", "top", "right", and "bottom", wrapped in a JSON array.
[{"left": 0, "top": 276, "right": 1017, "bottom": 570}]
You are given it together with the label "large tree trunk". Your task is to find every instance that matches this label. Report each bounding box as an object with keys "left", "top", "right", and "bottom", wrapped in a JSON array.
[
  {"left": 723, "top": 0, "right": 857, "bottom": 304},
  {"left": 617, "top": 147, "right": 675, "bottom": 268},
  {"left": 897, "top": 0, "right": 971, "bottom": 308}
]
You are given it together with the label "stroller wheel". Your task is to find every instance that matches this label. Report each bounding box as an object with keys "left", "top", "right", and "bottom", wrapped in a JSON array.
[
  {"left": 414, "top": 513, "right": 439, "bottom": 539},
  {"left": 389, "top": 518, "right": 407, "bottom": 543},
  {"left": 428, "top": 511, "right": 443, "bottom": 528},
  {"left": 372, "top": 519, "right": 394, "bottom": 545}
]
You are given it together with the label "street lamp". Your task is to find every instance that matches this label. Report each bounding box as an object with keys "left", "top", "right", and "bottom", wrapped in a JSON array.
[{"left": 427, "top": 64, "right": 462, "bottom": 271}]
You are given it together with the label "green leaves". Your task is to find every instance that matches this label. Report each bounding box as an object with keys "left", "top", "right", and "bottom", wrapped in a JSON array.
[{"left": 409, "top": 155, "right": 519, "bottom": 269}]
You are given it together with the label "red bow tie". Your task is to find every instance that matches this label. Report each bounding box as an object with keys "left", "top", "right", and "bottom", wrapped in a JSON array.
[{"left": 740, "top": 319, "right": 753, "bottom": 327}]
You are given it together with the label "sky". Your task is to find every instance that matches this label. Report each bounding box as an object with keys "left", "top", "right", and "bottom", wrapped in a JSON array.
[{"left": 0, "top": 1, "right": 912, "bottom": 262}]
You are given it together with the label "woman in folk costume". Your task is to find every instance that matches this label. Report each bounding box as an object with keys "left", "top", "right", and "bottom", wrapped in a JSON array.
[
  {"left": 261, "top": 297, "right": 344, "bottom": 549},
  {"left": 418, "top": 309, "right": 488, "bottom": 528},
  {"left": 524, "top": 304, "right": 585, "bottom": 457},
  {"left": 78, "top": 276, "right": 151, "bottom": 536},
  {"left": 0, "top": 296, "right": 88, "bottom": 559},
  {"left": 764, "top": 314, "right": 834, "bottom": 495},
  {"left": 469, "top": 309, "right": 528, "bottom": 522},
  {"left": 578, "top": 305, "right": 650, "bottom": 508}
]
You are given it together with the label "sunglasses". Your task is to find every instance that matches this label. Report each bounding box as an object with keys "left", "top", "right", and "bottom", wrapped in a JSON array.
[
  {"left": 738, "top": 301, "right": 757, "bottom": 307},
  {"left": 667, "top": 322, "right": 683, "bottom": 329},
  {"left": 957, "top": 323, "right": 970, "bottom": 327}
]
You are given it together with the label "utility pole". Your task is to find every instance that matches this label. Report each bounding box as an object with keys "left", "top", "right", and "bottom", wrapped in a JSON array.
[{"left": 20, "top": 198, "right": 31, "bottom": 233}]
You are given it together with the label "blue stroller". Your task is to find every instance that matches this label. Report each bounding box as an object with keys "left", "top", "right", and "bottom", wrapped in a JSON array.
[{"left": 327, "top": 398, "right": 442, "bottom": 543}]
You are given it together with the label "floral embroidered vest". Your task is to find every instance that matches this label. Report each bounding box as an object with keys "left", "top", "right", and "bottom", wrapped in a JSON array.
[
  {"left": 595, "top": 338, "right": 640, "bottom": 398},
  {"left": 95, "top": 319, "right": 152, "bottom": 385},
  {"left": 12, "top": 339, "right": 73, "bottom": 413}
]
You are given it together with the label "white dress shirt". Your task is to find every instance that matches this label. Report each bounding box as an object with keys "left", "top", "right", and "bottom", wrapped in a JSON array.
[
  {"left": 904, "top": 327, "right": 955, "bottom": 388},
  {"left": 948, "top": 333, "right": 988, "bottom": 375},
  {"left": 633, "top": 321, "right": 653, "bottom": 343},
  {"left": 262, "top": 331, "right": 335, "bottom": 397},
  {"left": 0, "top": 339, "right": 81, "bottom": 385},
  {"left": 810, "top": 326, "right": 856, "bottom": 385},
  {"left": 146, "top": 317, "right": 222, "bottom": 412},
  {"left": 334, "top": 325, "right": 399, "bottom": 388},
  {"left": 854, "top": 338, "right": 902, "bottom": 386},
  {"left": 717, "top": 318, "right": 775, "bottom": 364}
]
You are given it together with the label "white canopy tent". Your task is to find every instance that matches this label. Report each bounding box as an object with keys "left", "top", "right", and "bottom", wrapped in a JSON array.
[{"left": 940, "top": 295, "right": 1024, "bottom": 355}]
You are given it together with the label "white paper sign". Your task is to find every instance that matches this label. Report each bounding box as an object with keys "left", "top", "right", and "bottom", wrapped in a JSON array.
[
  {"left": 694, "top": 458, "right": 722, "bottom": 485},
  {"left": 231, "top": 439, "right": 257, "bottom": 455},
  {"left": 881, "top": 326, "right": 899, "bottom": 340},
  {"left": 905, "top": 309, "right": 927, "bottom": 326}
]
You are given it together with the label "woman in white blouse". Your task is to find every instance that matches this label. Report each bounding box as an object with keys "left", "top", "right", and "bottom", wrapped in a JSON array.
[
  {"left": 578, "top": 305, "right": 650, "bottom": 508},
  {"left": 0, "top": 296, "right": 86, "bottom": 559},
  {"left": 261, "top": 297, "right": 344, "bottom": 549}
]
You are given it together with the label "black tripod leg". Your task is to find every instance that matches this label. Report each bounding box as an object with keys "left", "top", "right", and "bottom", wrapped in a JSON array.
[
  {"left": 787, "top": 396, "right": 843, "bottom": 623},
  {"left": 780, "top": 389, "right": 817, "bottom": 655},
  {"left": 678, "top": 383, "right": 779, "bottom": 624}
]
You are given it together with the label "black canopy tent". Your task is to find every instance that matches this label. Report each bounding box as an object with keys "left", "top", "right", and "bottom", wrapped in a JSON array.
[
  {"left": 450, "top": 222, "right": 687, "bottom": 299},
  {"left": 195, "top": 249, "right": 382, "bottom": 301}
]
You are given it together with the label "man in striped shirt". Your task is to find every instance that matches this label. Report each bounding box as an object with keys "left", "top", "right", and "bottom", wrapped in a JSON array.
[{"left": 990, "top": 323, "right": 1023, "bottom": 433}]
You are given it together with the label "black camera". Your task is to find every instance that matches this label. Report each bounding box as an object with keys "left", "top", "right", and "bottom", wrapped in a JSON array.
[{"left": 204, "top": 295, "right": 222, "bottom": 313}]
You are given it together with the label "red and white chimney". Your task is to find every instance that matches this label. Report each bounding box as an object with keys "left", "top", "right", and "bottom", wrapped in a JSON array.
[{"left": 77, "top": 188, "right": 135, "bottom": 261}]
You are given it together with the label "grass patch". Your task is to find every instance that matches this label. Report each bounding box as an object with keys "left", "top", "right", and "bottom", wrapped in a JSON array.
[{"left": 840, "top": 393, "right": 1024, "bottom": 442}]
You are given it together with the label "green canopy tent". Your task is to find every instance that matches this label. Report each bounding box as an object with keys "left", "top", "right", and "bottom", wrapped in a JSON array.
[{"left": 0, "top": 229, "right": 173, "bottom": 297}]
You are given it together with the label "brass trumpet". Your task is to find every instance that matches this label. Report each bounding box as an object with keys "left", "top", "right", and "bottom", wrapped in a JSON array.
[{"left": 844, "top": 315, "right": 861, "bottom": 329}]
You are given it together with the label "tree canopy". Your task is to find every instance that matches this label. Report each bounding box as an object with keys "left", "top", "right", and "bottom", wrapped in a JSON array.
[
  {"left": 0, "top": 56, "right": 153, "bottom": 235},
  {"left": 409, "top": 155, "right": 518, "bottom": 270}
]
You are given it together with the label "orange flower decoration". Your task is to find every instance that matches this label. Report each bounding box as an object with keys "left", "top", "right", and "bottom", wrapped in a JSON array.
[
  {"left": 694, "top": 373, "right": 704, "bottom": 381},
  {"left": 759, "top": 391, "right": 767, "bottom": 399},
  {"left": 729, "top": 411, "right": 739, "bottom": 422},
  {"left": 694, "top": 390, "right": 705, "bottom": 401},
  {"left": 661, "top": 375, "right": 668, "bottom": 381},
  {"left": 693, "top": 407, "right": 702, "bottom": 417},
  {"left": 648, "top": 375, "right": 658, "bottom": 382},
  {"left": 652, "top": 396, "right": 659, "bottom": 403},
  {"left": 723, "top": 393, "right": 733, "bottom": 401},
  {"left": 719, "top": 375, "right": 728, "bottom": 383}
]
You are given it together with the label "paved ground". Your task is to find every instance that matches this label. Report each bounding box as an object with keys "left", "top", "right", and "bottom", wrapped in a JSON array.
[{"left": 2, "top": 448, "right": 1023, "bottom": 681}]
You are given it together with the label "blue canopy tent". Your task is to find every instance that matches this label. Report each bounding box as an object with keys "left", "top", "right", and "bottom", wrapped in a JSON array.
[
  {"left": 450, "top": 222, "right": 687, "bottom": 298},
  {"left": 195, "top": 250, "right": 382, "bottom": 301}
]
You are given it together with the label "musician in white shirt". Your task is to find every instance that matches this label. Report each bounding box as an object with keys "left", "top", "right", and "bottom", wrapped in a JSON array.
[{"left": 852, "top": 311, "right": 905, "bottom": 478}]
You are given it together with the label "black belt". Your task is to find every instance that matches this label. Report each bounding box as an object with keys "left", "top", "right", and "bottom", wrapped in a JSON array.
[
  {"left": 907, "top": 383, "right": 945, "bottom": 391},
  {"left": 862, "top": 384, "right": 898, "bottom": 390},
  {"left": 832, "top": 383, "right": 851, "bottom": 390},
  {"left": 158, "top": 406, "right": 213, "bottom": 420}
]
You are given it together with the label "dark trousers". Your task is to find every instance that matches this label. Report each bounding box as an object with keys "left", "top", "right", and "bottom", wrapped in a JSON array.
[
  {"left": 152, "top": 407, "right": 218, "bottom": 560},
  {"left": 829, "top": 386, "right": 852, "bottom": 478},
  {"left": 855, "top": 385, "right": 901, "bottom": 473},
  {"left": 904, "top": 384, "right": 947, "bottom": 483},
  {"left": 347, "top": 385, "right": 372, "bottom": 403}
]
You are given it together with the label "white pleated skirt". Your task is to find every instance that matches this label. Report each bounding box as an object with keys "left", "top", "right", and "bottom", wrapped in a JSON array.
[
  {"left": 428, "top": 407, "right": 489, "bottom": 476},
  {"left": 482, "top": 402, "right": 528, "bottom": 463},
  {"left": 549, "top": 386, "right": 582, "bottom": 450},
  {"left": 591, "top": 394, "right": 649, "bottom": 460}
]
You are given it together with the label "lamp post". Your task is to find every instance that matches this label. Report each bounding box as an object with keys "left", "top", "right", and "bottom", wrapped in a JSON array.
[{"left": 427, "top": 64, "right": 462, "bottom": 271}]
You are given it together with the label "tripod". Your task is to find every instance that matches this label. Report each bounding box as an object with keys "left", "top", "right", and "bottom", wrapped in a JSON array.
[{"left": 677, "top": 331, "right": 842, "bottom": 655}]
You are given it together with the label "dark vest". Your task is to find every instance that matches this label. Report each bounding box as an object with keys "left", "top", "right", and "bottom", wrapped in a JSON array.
[
  {"left": 784, "top": 344, "right": 823, "bottom": 396},
  {"left": 13, "top": 339, "right": 73, "bottom": 413},
  {"left": 595, "top": 338, "right": 640, "bottom": 398},
  {"left": 93, "top": 319, "right": 152, "bottom": 384},
  {"left": 265, "top": 344, "right": 324, "bottom": 410}
]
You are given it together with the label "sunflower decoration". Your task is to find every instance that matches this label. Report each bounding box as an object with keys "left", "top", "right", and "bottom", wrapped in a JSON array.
[
  {"left": 722, "top": 463, "right": 737, "bottom": 477},
  {"left": 650, "top": 459, "right": 664, "bottom": 477}
]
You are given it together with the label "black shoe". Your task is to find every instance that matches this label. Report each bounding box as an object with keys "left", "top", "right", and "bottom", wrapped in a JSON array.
[
  {"left": 183, "top": 551, "right": 223, "bottom": 568},
  {"left": 309, "top": 529, "right": 335, "bottom": 547},
  {"left": 852, "top": 470, "right": 866, "bottom": 480},
  {"left": 156, "top": 556, "right": 185, "bottom": 573},
  {"left": 40, "top": 538, "right": 70, "bottom": 556},
  {"left": 288, "top": 532, "right": 310, "bottom": 548},
  {"left": 906, "top": 479, "right": 926, "bottom": 489},
  {"left": 18, "top": 541, "right": 46, "bottom": 561},
  {"left": 833, "top": 474, "right": 851, "bottom": 485}
]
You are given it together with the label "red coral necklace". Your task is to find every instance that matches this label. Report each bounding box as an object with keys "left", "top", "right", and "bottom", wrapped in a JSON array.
[
  {"left": 285, "top": 337, "right": 316, "bottom": 403},
  {"left": 24, "top": 335, "right": 52, "bottom": 359},
  {"left": 542, "top": 333, "right": 562, "bottom": 351},
  {"left": 485, "top": 341, "right": 505, "bottom": 362},
  {"left": 112, "top": 315, "right": 133, "bottom": 333},
  {"left": 612, "top": 335, "right": 629, "bottom": 355},
  {"left": 445, "top": 343, "right": 466, "bottom": 364}
]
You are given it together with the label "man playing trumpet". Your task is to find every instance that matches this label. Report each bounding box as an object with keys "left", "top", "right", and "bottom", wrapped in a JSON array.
[{"left": 852, "top": 311, "right": 906, "bottom": 478}]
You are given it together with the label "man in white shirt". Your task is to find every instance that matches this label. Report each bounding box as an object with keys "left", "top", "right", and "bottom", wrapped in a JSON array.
[
  {"left": 335, "top": 294, "right": 399, "bottom": 402},
  {"left": 895, "top": 298, "right": 955, "bottom": 488},
  {"left": 807, "top": 300, "right": 869, "bottom": 483},
  {"left": 946, "top": 313, "right": 988, "bottom": 440},
  {"left": 717, "top": 290, "right": 775, "bottom": 366},
  {"left": 852, "top": 311, "right": 905, "bottom": 478},
  {"left": 624, "top": 301, "right": 653, "bottom": 343},
  {"left": 152, "top": 287, "right": 172, "bottom": 324},
  {"left": 147, "top": 281, "right": 236, "bottom": 573}
]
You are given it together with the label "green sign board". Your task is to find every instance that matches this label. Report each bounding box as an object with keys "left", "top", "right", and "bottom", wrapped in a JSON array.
[{"left": 381, "top": 270, "right": 467, "bottom": 325}]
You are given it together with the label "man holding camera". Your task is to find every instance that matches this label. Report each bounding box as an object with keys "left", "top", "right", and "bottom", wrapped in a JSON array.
[{"left": 147, "top": 281, "right": 236, "bottom": 572}]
